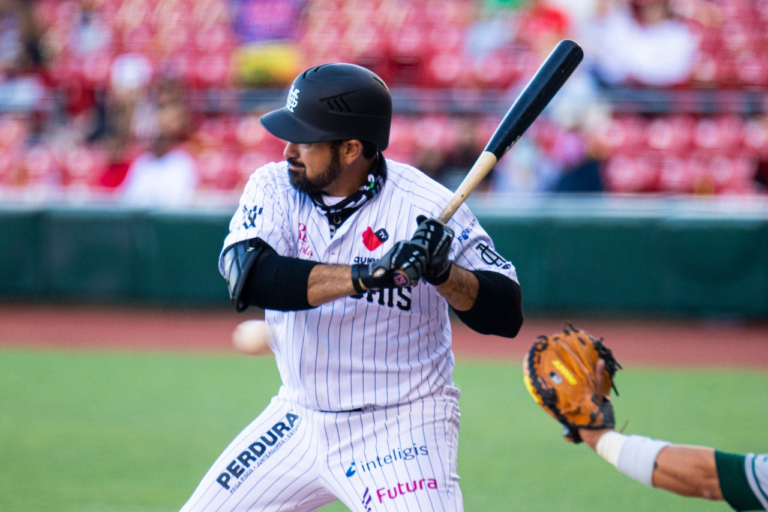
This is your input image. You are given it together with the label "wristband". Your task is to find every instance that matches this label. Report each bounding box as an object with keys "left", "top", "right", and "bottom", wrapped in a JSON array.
[
  {"left": 616, "top": 435, "right": 670, "bottom": 487},
  {"left": 350, "top": 264, "right": 367, "bottom": 294},
  {"left": 596, "top": 431, "right": 627, "bottom": 467}
]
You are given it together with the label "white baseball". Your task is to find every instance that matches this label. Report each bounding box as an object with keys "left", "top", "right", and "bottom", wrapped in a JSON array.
[{"left": 232, "top": 320, "right": 273, "bottom": 356}]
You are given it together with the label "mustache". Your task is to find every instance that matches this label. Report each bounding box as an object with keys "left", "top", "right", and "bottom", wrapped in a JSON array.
[{"left": 287, "top": 158, "right": 305, "bottom": 169}]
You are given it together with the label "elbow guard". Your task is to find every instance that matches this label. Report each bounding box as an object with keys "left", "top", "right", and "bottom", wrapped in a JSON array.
[{"left": 222, "top": 238, "right": 266, "bottom": 313}]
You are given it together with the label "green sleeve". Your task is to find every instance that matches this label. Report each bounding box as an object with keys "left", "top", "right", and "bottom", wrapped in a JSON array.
[{"left": 716, "top": 451, "right": 764, "bottom": 511}]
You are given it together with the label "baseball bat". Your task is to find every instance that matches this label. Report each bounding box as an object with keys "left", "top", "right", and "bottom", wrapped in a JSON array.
[
  {"left": 437, "top": 39, "right": 583, "bottom": 223},
  {"left": 391, "top": 40, "right": 583, "bottom": 288}
]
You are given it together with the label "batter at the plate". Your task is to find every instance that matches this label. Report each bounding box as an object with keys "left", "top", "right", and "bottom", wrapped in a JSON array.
[{"left": 181, "top": 63, "right": 524, "bottom": 512}]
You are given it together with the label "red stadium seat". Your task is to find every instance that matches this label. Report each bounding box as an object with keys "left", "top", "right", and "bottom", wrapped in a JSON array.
[
  {"left": 344, "top": 25, "right": 385, "bottom": 62},
  {"left": 196, "top": 148, "right": 237, "bottom": 190},
  {"left": 193, "top": 53, "right": 231, "bottom": 87},
  {"left": 235, "top": 115, "right": 268, "bottom": 148},
  {"left": 689, "top": 51, "right": 719, "bottom": 85},
  {"left": 735, "top": 54, "right": 768, "bottom": 87},
  {"left": 708, "top": 153, "right": 757, "bottom": 193},
  {"left": 388, "top": 117, "right": 419, "bottom": 156},
  {"left": 120, "top": 26, "right": 153, "bottom": 55},
  {"left": 603, "top": 153, "right": 659, "bottom": 193},
  {"left": 155, "top": 24, "right": 192, "bottom": 55},
  {"left": 151, "top": 0, "right": 192, "bottom": 31},
  {"left": 690, "top": 26, "right": 722, "bottom": 54},
  {"left": 743, "top": 117, "right": 768, "bottom": 156},
  {"left": 412, "top": 116, "right": 459, "bottom": 150},
  {"left": 508, "top": 50, "right": 541, "bottom": 85},
  {"left": 236, "top": 150, "right": 272, "bottom": 187},
  {"left": 0, "top": 116, "right": 28, "bottom": 149},
  {"left": 192, "top": 0, "right": 230, "bottom": 29},
  {"left": 423, "top": 53, "right": 465, "bottom": 88},
  {"left": 427, "top": 24, "right": 464, "bottom": 55},
  {"left": 387, "top": 25, "right": 427, "bottom": 63},
  {"left": 196, "top": 116, "right": 234, "bottom": 147},
  {"left": 300, "top": 22, "right": 345, "bottom": 63},
  {"left": 195, "top": 25, "right": 232, "bottom": 54},
  {"left": 593, "top": 116, "right": 648, "bottom": 152},
  {"left": 0, "top": 150, "right": 22, "bottom": 186},
  {"left": 157, "top": 50, "right": 196, "bottom": 84},
  {"left": 693, "top": 116, "right": 744, "bottom": 151},
  {"left": 646, "top": 115, "right": 695, "bottom": 151},
  {"left": 658, "top": 154, "right": 697, "bottom": 193},
  {"left": 721, "top": 20, "right": 751, "bottom": 53},
  {"left": 471, "top": 51, "right": 518, "bottom": 89},
  {"left": 63, "top": 147, "right": 105, "bottom": 187},
  {"left": 79, "top": 52, "right": 114, "bottom": 86},
  {"left": 24, "top": 145, "right": 59, "bottom": 184},
  {"left": 340, "top": 0, "right": 378, "bottom": 26},
  {"left": 424, "top": 0, "right": 473, "bottom": 26},
  {"left": 115, "top": 1, "right": 152, "bottom": 33}
]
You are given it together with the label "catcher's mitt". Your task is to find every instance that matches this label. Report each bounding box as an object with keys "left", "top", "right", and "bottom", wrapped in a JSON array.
[{"left": 523, "top": 323, "right": 621, "bottom": 443}]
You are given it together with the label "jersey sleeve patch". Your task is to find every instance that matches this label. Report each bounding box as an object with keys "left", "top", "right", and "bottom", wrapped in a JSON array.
[
  {"left": 449, "top": 207, "right": 518, "bottom": 283},
  {"left": 715, "top": 451, "right": 765, "bottom": 511},
  {"left": 219, "top": 166, "right": 293, "bottom": 275}
]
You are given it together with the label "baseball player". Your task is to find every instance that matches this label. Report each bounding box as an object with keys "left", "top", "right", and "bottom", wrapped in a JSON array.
[
  {"left": 180, "top": 63, "right": 523, "bottom": 511},
  {"left": 581, "top": 360, "right": 767, "bottom": 511}
]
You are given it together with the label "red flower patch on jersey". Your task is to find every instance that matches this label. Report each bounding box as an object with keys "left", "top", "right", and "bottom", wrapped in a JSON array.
[{"left": 362, "top": 227, "right": 388, "bottom": 251}]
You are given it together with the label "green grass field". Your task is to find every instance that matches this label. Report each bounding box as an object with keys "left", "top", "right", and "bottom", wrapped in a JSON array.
[{"left": 1, "top": 349, "right": 766, "bottom": 511}]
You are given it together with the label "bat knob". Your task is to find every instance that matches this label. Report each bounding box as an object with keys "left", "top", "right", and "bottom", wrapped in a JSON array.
[
  {"left": 393, "top": 270, "right": 410, "bottom": 288},
  {"left": 373, "top": 268, "right": 386, "bottom": 279}
]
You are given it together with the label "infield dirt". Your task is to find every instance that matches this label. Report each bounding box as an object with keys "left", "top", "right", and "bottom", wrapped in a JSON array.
[{"left": 1, "top": 304, "right": 767, "bottom": 369}]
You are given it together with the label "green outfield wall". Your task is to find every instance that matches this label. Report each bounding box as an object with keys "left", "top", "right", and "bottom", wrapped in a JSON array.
[{"left": 1, "top": 199, "right": 767, "bottom": 317}]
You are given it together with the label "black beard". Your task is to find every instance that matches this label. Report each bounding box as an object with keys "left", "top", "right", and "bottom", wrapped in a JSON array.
[{"left": 287, "top": 152, "right": 343, "bottom": 194}]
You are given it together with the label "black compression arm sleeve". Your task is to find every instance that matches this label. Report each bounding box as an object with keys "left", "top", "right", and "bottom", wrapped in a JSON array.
[
  {"left": 453, "top": 270, "right": 523, "bottom": 338},
  {"left": 240, "top": 242, "right": 320, "bottom": 311}
]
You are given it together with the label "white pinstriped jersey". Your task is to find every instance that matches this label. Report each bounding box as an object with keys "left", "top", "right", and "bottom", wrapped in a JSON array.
[{"left": 219, "top": 158, "right": 518, "bottom": 412}]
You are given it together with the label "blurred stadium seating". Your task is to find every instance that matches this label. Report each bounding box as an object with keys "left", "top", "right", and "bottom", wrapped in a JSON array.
[{"left": 0, "top": 0, "right": 766, "bottom": 203}]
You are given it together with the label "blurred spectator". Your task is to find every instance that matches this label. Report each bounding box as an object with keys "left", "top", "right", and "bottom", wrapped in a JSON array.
[
  {"left": 492, "top": 0, "right": 608, "bottom": 193},
  {"left": 68, "top": 0, "right": 112, "bottom": 58},
  {"left": 120, "top": 87, "right": 197, "bottom": 207},
  {"left": 516, "top": 0, "right": 571, "bottom": 57},
  {"left": 0, "top": 0, "right": 44, "bottom": 78},
  {"left": 587, "top": 0, "right": 697, "bottom": 87},
  {"left": 92, "top": 133, "right": 133, "bottom": 190},
  {"left": 465, "top": 8, "right": 515, "bottom": 61},
  {"left": 0, "top": 0, "right": 762, "bottom": 201},
  {"left": 0, "top": 0, "right": 48, "bottom": 110}
]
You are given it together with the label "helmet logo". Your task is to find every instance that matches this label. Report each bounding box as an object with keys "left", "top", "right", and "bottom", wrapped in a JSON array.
[{"left": 286, "top": 86, "right": 300, "bottom": 113}]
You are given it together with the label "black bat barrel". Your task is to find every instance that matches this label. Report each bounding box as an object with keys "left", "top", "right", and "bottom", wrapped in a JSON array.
[{"left": 485, "top": 39, "right": 584, "bottom": 159}]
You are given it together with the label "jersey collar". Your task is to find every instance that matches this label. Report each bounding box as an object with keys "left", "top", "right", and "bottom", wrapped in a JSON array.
[{"left": 309, "top": 153, "right": 386, "bottom": 237}]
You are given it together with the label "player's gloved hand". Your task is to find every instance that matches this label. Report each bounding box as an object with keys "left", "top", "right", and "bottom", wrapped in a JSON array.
[
  {"left": 351, "top": 241, "right": 428, "bottom": 292},
  {"left": 412, "top": 215, "right": 454, "bottom": 286}
]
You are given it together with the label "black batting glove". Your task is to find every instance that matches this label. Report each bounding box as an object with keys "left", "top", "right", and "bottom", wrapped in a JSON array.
[
  {"left": 351, "top": 241, "right": 429, "bottom": 292},
  {"left": 413, "top": 215, "right": 454, "bottom": 286}
]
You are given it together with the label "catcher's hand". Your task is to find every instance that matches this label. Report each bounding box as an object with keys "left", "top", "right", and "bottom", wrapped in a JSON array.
[{"left": 522, "top": 323, "right": 622, "bottom": 444}]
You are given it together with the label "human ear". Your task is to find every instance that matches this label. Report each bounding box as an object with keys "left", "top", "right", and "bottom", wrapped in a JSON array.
[{"left": 342, "top": 140, "right": 363, "bottom": 164}]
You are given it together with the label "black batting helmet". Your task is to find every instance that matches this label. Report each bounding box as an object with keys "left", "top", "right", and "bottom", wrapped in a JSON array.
[{"left": 260, "top": 63, "right": 392, "bottom": 151}]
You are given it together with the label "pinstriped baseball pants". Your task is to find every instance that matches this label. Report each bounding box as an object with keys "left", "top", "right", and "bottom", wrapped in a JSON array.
[{"left": 180, "top": 389, "right": 463, "bottom": 511}]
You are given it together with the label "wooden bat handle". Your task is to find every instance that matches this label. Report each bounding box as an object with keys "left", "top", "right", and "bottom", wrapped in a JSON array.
[{"left": 437, "top": 151, "right": 499, "bottom": 223}]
